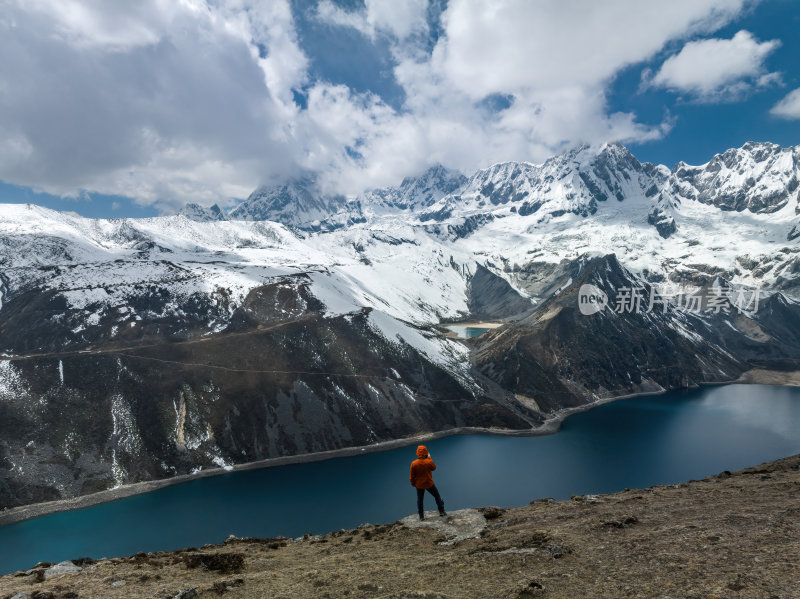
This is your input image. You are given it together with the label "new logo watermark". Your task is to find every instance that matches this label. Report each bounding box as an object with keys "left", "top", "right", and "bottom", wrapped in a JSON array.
[
  {"left": 578, "top": 284, "right": 762, "bottom": 316},
  {"left": 578, "top": 284, "right": 608, "bottom": 315}
]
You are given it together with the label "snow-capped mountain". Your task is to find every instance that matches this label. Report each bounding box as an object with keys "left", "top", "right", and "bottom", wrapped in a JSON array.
[
  {"left": 2, "top": 141, "right": 800, "bottom": 510},
  {"left": 179, "top": 202, "right": 228, "bottom": 222},
  {"left": 418, "top": 143, "right": 666, "bottom": 224},
  {"left": 229, "top": 177, "right": 365, "bottom": 231},
  {"left": 364, "top": 164, "right": 467, "bottom": 212},
  {"left": 667, "top": 142, "right": 800, "bottom": 214}
]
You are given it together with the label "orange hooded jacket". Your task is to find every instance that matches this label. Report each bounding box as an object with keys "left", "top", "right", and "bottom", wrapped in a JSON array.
[{"left": 409, "top": 445, "right": 436, "bottom": 489}]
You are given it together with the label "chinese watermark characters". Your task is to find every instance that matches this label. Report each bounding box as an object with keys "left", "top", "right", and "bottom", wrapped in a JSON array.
[{"left": 579, "top": 284, "right": 761, "bottom": 316}]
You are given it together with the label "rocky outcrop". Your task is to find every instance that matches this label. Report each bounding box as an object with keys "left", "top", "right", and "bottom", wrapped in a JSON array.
[
  {"left": 466, "top": 264, "right": 533, "bottom": 320},
  {"left": 398, "top": 509, "right": 487, "bottom": 545},
  {"left": 647, "top": 204, "right": 677, "bottom": 238}
]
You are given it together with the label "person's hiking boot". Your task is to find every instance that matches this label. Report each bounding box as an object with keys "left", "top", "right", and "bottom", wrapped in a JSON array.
[
  {"left": 419, "top": 513, "right": 425, "bottom": 521},
  {"left": 439, "top": 510, "right": 447, "bottom": 517}
]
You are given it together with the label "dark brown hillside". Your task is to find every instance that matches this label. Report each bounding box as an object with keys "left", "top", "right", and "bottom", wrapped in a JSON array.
[{"left": 0, "top": 297, "right": 538, "bottom": 510}]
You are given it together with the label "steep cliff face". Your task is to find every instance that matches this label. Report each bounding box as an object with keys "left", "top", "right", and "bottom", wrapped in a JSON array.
[{"left": 466, "top": 264, "right": 534, "bottom": 320}]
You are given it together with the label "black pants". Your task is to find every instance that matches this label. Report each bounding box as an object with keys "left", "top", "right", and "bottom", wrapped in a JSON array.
[{"left": 416, "top": 484, "right": 445, "bottom": 516}]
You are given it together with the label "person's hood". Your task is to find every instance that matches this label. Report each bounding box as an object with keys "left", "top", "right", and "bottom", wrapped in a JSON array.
[{"left": 416, "top": 445, "right": 428, "bottom": 458}]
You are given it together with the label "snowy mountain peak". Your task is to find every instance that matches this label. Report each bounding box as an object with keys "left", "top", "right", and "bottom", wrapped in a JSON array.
[
  {"left": 418, "top": 142, "right": 664, "bottom": 227},
  {"left": 232, "top": 176, "right": 320, "bottom": 218},
  {"left": 179, "top": 203, "right": 228, "bottom": 222},
  {"left": 669, "top": 141, "right": 799, "bottom": 214},
  {"left": 228, "top": 177, "right": 360, "bottom": 231},
  {"left": 538, "top": 142, "right": 638, "bottom": 172},
  {"left": 365, "top": 164, "right": 467, "bottom": 211}
]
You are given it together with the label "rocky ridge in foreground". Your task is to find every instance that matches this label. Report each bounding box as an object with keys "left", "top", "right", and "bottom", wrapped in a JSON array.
[{"left": 2, "top": 454, "right": 798, "bottom": 599}]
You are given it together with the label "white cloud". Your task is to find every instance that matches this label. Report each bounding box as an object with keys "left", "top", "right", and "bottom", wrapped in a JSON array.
[
  {"left": 315, "top": 1, "right": 370, "bottom": 36},
  {"left": 18, "top": 0, "right": 182, "bottom": 50},
  {"left": 220, "top": 1, "right": 310, "bottom": 109},
  {"left": 0, "top": 0, "right": 770, "bottom": 211},
  {"left": 648, "top": 30, "right": 780, "bottom": 101},
  {"left": 316, "top": 0, "right": 429, "bottom": 40},
  {"left": 0, "top": 0, "right": 302, "bottom": 209},
  {"left": 429, "top": 0, "right": 755, "bottom": 100},
  {"left": 309, "top": 0, "right": 754, "bottom": 192},
  {"left": 365, "top": 0, "right": 429, "bottom": 40},
  {"left": 771, "top": 88, "right": 800, "bottom": 119}
]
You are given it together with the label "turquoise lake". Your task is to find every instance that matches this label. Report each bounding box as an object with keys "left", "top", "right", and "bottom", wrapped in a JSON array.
[
  {"left": 1, "top": 384, "right": 799, "bottom": 574},
  {"left": 445, "top": 325, "right": 493, "bottom": 338}
]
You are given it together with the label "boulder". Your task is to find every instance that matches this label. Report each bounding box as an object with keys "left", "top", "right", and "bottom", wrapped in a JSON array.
[
  {"left": 43, "top": 561, "right": 81, "bottom": 580},
  {"left": 400, "top": 508, "right": 487, "bottom": 545}
]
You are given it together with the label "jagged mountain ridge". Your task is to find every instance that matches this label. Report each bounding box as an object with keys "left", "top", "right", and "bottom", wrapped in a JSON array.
[
  {"left": 184, "top": 141, "right": 800, "bottom": 251},
  {"left": 178, "top": 203, "right": 228, "bottom": 222},
  {"left": 419, "top": 143, "right": 667, "bottom": 224},
  {"left": 365, "top": 164, "right": 468, "bottom": 212},
  {"left": 226, "top": 177, "right": 365, "bottom": 232},
  {"left": 2, "top": 141, "right": 800, "bottom": 510},
  {"left": 669, "top": 141, "right": 800, "bottom": 214}
]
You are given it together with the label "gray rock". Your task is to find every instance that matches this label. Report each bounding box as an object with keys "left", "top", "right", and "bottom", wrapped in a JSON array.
[
  {"left": 111, "top": 580, "right": 126, "bottom": 587},
  {"left": 23, "top": 567, "right": 43, "bottom": 576},
  {"left": 467, "top": 264, "right": 533, "bottom": 319},
  {"left": 43, "top": 560, "right": 81, "bottom": 579},
  {"left": 400, "top": 508, "right": 487, "bottom": 545},
  {"left": 580, "top": 494, "right": 606, "bottom": 504},
  {"left": 10, "top": 593, "right": 32, "bottom": 599}
]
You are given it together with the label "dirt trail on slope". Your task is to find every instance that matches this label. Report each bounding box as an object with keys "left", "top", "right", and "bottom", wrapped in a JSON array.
[{"left": 0, "top": 315, "right": 318, "bottom": 362}]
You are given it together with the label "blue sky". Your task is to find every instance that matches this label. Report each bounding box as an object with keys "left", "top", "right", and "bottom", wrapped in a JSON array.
[
  {"left": 0, "top": 0, "right": 799, "bottom": 218},
  {"left": 614, "top": 0, "right": 800, "bottom": 166}
]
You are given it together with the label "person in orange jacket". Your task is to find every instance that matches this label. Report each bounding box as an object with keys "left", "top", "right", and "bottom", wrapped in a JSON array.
[{"left": 410, "top": 445, "right": 446, "bottom": 520}]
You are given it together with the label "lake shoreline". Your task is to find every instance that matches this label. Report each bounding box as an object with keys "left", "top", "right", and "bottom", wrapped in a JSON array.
[
  {"left": 7, "top": 453, "right": 798, "bottom": 597},
  {"left": 438, "top": 320, "right": 504, "bottom": 338},
  {"left": 2, "top": 369, "right": 798, "bottom": 528}
]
